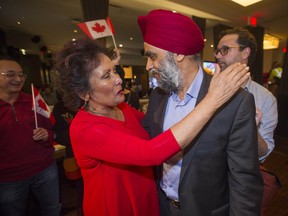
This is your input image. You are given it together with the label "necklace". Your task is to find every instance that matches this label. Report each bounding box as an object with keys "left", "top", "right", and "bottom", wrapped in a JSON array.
[
  {"left": 87, "top": 106, "right": 124, "bottom": 121},
  {"left": 87, "top": 107, "right": 112, "bottom": 117}
]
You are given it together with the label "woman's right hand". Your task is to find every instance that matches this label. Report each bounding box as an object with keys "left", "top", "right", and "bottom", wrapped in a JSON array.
[
  {"left": 170, "top": 62, "right": 249, "bottom": 149},
  {"left": 206, "top": 62, "right": 250, "bottom": 109}
]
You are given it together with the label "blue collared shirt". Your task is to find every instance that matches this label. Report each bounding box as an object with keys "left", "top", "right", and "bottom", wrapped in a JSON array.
[
  {"left": 244, "top": 77, "right": 278, "bottom": 161},
  {"left": 160, "top": 66, "right": 203, "bottom": 201}
]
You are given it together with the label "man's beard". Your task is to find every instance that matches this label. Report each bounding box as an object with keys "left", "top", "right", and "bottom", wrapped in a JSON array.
[
  {"left": 218, "top": 61, "right": 228, "bottom": 72},
  {"left": 150, "top": 53, "right": 182, "bottom": 93}
]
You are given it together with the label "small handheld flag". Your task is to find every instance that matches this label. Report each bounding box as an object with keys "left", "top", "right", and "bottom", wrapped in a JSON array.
[
  {"left": 106, "top": 17, "right": 115, "bottom": 34},
  {"left": 31, "top": 84, "right": 54, "bottom": 128},
  {"left": 78, "top": 18, "right": 117, "bottom": 48}
]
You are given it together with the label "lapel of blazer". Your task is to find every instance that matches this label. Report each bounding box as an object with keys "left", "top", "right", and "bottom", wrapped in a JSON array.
[
  {"left": 153, "top": 88, "right": 170, "bottom": 135},
  {"left": 179, "top": 72, "right": 211, "bottom": 184},
  {"left": 152, "top": 89, "right": 169, "bottom": 182}
]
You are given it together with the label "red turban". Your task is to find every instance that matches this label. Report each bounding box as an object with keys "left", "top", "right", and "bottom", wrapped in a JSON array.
[{"left": 138, "top": 9, "right": 204, "bottom": 55}]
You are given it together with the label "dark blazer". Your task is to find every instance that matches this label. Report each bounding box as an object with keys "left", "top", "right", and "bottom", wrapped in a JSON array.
[{"left": 142, "top": 72, "right": 263, "bottom": 216}]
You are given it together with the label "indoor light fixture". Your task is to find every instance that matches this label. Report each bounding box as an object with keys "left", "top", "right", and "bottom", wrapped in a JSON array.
[
  {"left": 263, "top": 34, "right": 280, "bottom": 50},
  {"left": 231, "top": 0, "right": 262, "bottom": 7},
  {"left": 123, "top": 66, "right": 133, "bottom": 79}
]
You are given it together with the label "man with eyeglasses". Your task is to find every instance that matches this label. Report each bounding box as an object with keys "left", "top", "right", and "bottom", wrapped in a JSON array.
[
  {"left": 215, "top": 27, "right": 278, "bottom": 214},
  {"left": 140, "top": 10, "right": 263, "bottom": 216},
  {"left": 215, "top": 27, "right": 278, "bottom": 162},
  {"left": 0, "top": 56, "right": 61, "bottom": 216}
]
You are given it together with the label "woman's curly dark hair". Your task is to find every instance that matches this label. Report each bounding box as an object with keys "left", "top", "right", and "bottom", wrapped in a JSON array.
[{"left": 54, "top": 38, "right": 109, "bottom": 111}]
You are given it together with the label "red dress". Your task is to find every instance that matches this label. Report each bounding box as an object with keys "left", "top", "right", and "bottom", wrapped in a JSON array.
[{"left": 70, "top": 103, "right": 179, "bottom": 216}]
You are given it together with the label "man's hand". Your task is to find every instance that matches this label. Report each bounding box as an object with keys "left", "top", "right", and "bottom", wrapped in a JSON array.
[
  {"left": 33, "top": 127, "right": 48, "bottom": 141},
  {"left": 255, "top": 108, "right": 262, "bottom": 126}
]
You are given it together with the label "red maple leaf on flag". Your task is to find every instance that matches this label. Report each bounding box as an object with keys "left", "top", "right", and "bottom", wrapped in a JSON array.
[
  {"left": 78, "top": 19, "right": 114, "bottom": 40},
  {"left": 92, "top": 22, "right": 106, "bottom": 33}
]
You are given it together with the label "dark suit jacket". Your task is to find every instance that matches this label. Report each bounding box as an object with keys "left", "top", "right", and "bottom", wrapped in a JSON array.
[{"left": 142, "top": 72, "right": 263, "bottom": 216}]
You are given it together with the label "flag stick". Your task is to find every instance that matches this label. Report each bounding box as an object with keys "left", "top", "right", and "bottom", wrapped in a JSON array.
[
  {"left": 111, "top": 34, "right": 117, "bottom": 49},
  {"left": 31, "top": 83, "right": 38, "bottom": 128}
]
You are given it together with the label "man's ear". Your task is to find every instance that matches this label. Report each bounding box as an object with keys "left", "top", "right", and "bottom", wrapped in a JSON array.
[
  {"left": 174, "top": 53, "right": 185, "bottom": 62},
  {"left": 242, "top": 47, "right": 251, "bottom": 60}
]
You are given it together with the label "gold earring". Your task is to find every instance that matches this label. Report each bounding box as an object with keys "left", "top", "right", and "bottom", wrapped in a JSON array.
[{"left": 82, "top": 100, "right": 88, "bottom": 109}]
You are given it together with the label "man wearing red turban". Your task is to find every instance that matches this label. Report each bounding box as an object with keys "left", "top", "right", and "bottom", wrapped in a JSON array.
[{"left": 140, "top": 9, "right": 263, "bottom": 216}]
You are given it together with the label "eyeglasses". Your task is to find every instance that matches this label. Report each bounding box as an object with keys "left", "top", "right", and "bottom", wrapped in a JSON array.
[
  {"left": 214, "top": 45, "right": 243, "bottom": 56},
  {"left": 0, "top": 72, "right": 27, "bottom": 79}
]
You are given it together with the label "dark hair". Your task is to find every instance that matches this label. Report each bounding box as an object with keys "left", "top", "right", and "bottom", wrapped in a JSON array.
[
  {"left": 54, "top": 38, "right": 109, "bottom": 111},
  {"left": 0, "top": 55, "right": 18, "bottom": 62},
  {"left": 219, "top": 27, "right": 257, "bottom": 66}
]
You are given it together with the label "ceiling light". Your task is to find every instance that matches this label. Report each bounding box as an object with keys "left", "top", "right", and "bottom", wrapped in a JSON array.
[
  {"left": 263, "top": 34, "right": 279, "bottom": 50},
  {"left": 20, "top": 49, "right": 26, "bottom": 55},
  {"left": 231, "top": 0, "right": 262, "bottom": 7}
]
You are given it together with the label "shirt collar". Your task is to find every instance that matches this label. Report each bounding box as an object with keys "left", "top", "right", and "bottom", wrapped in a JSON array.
[{"left": 243, "top": 76, "right": 252, "bottom": 91}]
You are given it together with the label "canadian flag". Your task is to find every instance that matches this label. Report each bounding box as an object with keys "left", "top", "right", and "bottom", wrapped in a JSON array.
[
  {"left": 78, "top": 18, "right": 115, "bottom": 40},
  {"left": 31, "top": 84, "right": 55, "bottom": 127},
  {"left": 105, "top": 17, "right": 115, "bottom": 34}
]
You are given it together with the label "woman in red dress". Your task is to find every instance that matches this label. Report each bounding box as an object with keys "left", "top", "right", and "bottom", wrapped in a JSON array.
[{"left": 54, "top": 38, "right": 249, "bottom": 216}]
